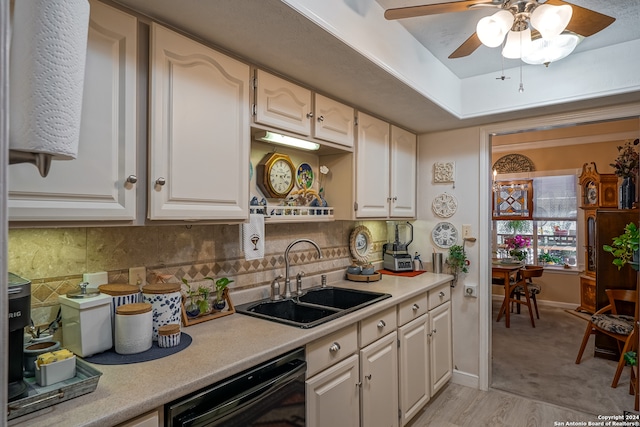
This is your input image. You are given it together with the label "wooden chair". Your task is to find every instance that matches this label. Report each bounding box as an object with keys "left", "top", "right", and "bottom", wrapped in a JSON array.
[
  {"left": 512, "top": 265, "right": 544, "bottom": 319},
  {"left": 575, "top": 289, "right": 637, "bottom": 388}
]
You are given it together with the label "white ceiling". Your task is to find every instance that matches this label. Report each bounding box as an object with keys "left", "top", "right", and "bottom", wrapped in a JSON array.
[
  {"left": 110, "top": 0, "right": 640, "bottom": 134},
  {"left": 375, "top": 0, "right": 640, "bottom": 79}
]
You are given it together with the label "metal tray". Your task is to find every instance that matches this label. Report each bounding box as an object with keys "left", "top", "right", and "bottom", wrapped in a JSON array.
[{"left": 7, "top": 359, "right": 102, "bottom": 420}]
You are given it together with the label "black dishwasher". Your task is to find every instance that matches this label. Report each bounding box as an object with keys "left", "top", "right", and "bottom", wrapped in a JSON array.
[{"left": 166, "top": 348, "right": 306, "bottom": 427}]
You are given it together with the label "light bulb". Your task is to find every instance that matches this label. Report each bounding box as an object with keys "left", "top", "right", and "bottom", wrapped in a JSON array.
[{"left": 477, "top": 10, "right": 514, "bottom": 48}]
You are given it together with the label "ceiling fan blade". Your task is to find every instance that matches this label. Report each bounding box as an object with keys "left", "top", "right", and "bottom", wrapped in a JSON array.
[
  {"left": 384, "top": 1, "right": 497, "bottom": 20},
  {"left": 448, "top": 32, "right": 482, "bottom": 59},
  {"left": 545, "top": 0, "right": 616, "bottom": 37}
]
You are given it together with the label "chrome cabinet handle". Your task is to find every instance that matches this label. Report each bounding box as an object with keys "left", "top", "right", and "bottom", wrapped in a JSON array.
[
  {"left": 439, "top": 291, "right": 445, "bottom": 297},
  {"left": 377, "top": 320, "right": 386, "bottom": 329},
  {"left": 155, "top": 177, "right": 166, "bottom": 186},
  {"left": 317, "top": 115, "right": 324, "bottom": 122},
  {"left": 126, "top": 174, "right": 137, "bottom": 184},
  {"left": 412, "top": 303, "right": 420, "bottom": 311},
  {"left": 306, "top": 112, "right": 314, "bottom": 118},
  {"left": 329, "top": 342, "right": 341, "bottom": 353}
]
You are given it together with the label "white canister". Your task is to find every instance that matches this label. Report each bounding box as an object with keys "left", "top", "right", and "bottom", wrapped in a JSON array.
[
  {"left": 142, "top": 283, "right": 182, "bottom": 341},
  {"left": 98, "top": 284, "right": 140, "bottom": 339},
  {"left": 115, "top": 303, "right": 153, "bottom": 355},
  {"left": 59, "top": 291, "right": 112, "bottom": 357},
  {"left": 157, "top": 323, "right": 181, "bottom": 348}
]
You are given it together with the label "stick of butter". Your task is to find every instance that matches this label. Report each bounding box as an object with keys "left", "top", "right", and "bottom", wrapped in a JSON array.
[{"left": 36, "top": 348, "right": 74, "bottom": 367}]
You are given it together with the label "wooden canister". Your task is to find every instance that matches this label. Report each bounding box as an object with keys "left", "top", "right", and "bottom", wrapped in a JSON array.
[
  {"left": 142, "top": 283, "right": 182, "bottom": 341},
  {"left": 114, "top": 303, "right": 152, "bottom": 355}
]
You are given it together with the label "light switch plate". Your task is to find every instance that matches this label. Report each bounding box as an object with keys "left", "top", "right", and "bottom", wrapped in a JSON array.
[
  {"left": 82, "top": 271, "right": 108, "bottom": 288},
  {"left": 464, "top": 284, "right": 477, "bottom": 298},
  {"left": 462, "top": 224, "right": 472, "bottom": 238}
]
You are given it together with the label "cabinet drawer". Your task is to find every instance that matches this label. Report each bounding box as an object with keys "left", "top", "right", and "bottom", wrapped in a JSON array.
[
  {"left": 428, "top": 283, "right": 451, "bottom": 310},
  {"left": 397, "top": 293, "right": 428, "bottom": 326},
  {"left": 306, "top": 324, "right": 358, "bottom": 377},
  {"left": 359, "top": 306, "right": 397, "bottom": 348}
]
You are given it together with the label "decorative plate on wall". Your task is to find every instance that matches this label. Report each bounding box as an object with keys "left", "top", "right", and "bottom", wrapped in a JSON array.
[
  {"left": 432, "top": 193, "right": 457, "bottom": 218},
  {"left": 433, "top": 161, "right": 455, "bottom": 183},
  {"left": 296, "top": 162, "right": 314, "bottom": 189},
  {"left": 432, "top": 222, "right": 458, "bottom": 249}
]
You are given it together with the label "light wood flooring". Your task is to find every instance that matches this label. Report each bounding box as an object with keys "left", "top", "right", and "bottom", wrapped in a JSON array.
[{"left": 407, "top": 383, "right": 606, "bottom": 427}]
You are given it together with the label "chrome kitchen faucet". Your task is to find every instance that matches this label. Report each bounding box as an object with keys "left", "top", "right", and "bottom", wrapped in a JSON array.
[{"left": 284, "top": 239, "right": 322, "bottom": 299}]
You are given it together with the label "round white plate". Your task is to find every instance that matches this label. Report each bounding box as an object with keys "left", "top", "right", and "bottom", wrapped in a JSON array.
[
  {"left": 432, "top": 222, "right": 458, "bottom": 249},
  {"left": 432, "top": 193, "right": 457, "bottom": 218}
]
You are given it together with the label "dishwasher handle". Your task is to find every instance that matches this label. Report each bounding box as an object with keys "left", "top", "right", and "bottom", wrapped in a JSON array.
[{"left": 175, "top": 358, "right": 306, "bottom": 427}]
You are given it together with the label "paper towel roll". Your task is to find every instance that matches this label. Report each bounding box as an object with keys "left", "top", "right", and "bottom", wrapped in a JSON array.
[{"left": 10, "top": 0, "right": 90, "bottom": 160}]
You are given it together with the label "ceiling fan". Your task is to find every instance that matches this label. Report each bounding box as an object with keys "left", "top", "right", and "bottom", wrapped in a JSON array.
[{"left": 384, "top": 0, "right": 616, "bottom": 62}]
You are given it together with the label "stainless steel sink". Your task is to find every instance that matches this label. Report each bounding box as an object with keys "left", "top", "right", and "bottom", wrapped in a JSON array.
[{"left": 236, "top": 287, "right": 391, "bottom": 328}]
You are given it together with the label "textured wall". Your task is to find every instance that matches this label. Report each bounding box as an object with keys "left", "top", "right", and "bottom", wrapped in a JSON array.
[{"left": 9, "top": 220, "right": 389, "bottom": 325}]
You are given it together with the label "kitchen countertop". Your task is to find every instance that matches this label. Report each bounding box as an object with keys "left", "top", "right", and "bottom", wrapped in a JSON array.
[{"left": 8, "top": 272, "right": 453, "bottom": 427}]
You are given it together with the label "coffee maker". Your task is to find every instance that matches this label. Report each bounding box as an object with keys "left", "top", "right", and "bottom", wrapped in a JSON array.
[
  {"left": 383, "top": 221, "right": 414, "bottom": 272},
  {"left": 8, "top": 273, "right": 31, "bottom": 401}
]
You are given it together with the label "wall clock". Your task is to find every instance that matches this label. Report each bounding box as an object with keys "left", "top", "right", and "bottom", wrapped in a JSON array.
[
  {"left": 432, "top": 222, "right": 458, "bottom": 249},
  {"left": 432, "top": 193, "right": 457, "bottom": 218},
  {"left": 256, "top": 152, "right": 296, "bottom": 198}
]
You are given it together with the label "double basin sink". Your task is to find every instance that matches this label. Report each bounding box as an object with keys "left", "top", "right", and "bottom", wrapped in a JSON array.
[{"left": 236, "top": 286, "right": 392, "bottom": 328}]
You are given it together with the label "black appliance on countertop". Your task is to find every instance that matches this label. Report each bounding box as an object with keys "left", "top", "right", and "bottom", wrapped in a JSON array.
[{"left": 8, "top": 273, "right": 31, "bottom": 401}]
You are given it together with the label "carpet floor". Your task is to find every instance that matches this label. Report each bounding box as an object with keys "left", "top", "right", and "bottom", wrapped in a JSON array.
[{"left": 491, "top": 300, "right": 637, "bottom": 415}]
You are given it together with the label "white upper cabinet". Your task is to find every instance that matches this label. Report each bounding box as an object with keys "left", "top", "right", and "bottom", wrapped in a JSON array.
[
  {"left": 354, "top": 113, "right": 416, "bottom": 219},
  {"left": 313, "top": 94, "right": 354, "bottom": 148},
  {"left": 148, "top": 23, "right": 250, "bottom": 221},
  {"left": 390, "top": 125, "right": 417, "bottom": 218},
  {"left": 254, "top": 69, "right": 312, "bottom": 136},
  {"left": 8, "top": 0, "right": 138, "bottom": 221},
  {"left": 355, "top": 112, "right": 391, "bottom": 218},
  {"left": 254, "top": 70, "right": 354, "bottom": 148}
]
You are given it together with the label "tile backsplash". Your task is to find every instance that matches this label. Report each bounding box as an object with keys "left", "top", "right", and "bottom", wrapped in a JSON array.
[{"left": 9, "top": 220, "right": 387, "bottom": 326}]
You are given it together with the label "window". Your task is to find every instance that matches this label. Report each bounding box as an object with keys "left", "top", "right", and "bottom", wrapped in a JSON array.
[{"left": 495, "top": 173, "right": 578, "bottom": 267}]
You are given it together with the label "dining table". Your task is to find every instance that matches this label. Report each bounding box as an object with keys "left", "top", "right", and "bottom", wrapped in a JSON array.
[{"left": 492, "top": 262, "right": 524, "bottom": 328}]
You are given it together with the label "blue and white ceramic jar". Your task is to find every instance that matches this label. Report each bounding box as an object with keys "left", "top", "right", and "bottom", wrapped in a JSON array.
[
  {"left": 142, "top": 283, "right": 182, "bottom": 341},
  {"left": 157, "top": 323, "right": 181, "bottom": 348},
  {"left": 98, "top": 283, "right": 140, "bottom": 339}
]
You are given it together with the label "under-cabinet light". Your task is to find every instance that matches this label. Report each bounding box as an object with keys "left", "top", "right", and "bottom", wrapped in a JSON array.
[{"left": 255, "top": 131, "right": 320, "bottom": 151}]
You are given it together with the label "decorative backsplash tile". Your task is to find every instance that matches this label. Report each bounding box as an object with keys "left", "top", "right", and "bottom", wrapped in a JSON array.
[{"left": 10, "top": 220, "right": 387, "bottom": 323}]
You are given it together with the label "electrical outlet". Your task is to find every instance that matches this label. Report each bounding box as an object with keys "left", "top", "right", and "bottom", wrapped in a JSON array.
[
  {"left": 462, "top": 224, "right": 472, "bottom": 239},
  {"left": 129, "top": 266, "right": 146, "bottom": 286},
  {"left": 464, "top": 284, "right": 477, "bottom": 297}
]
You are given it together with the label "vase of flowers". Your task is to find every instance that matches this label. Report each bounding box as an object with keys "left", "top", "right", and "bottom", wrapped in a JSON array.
[
  {"left": 610, "top": 139, "right": 639, "bottom": 209},
  {"left": 504, "top": 234, "right": 531, "bottom": 263}
]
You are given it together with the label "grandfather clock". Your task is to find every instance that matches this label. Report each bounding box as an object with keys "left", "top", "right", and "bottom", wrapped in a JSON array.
[{"left": 576, "top": 162, "right": 618, "bottom": 313}]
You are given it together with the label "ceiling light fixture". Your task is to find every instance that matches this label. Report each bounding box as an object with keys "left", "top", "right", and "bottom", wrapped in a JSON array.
[
  {"left": 476, "top": 2, "right": 575, "bottom": 64},
  {"left": 255, "top": 130, "right": 320, "bottom": 151}
]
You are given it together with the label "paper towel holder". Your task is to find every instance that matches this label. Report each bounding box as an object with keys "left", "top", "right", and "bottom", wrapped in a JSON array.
[{"left": 9, "top": 150, "right": 53, "bottom": 178}]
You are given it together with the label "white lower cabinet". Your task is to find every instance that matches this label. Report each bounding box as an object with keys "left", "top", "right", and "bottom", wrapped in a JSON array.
[
  {"left": 306, "top": 286, "right": 452, "bottom": 427},
  {"left": 116, "top": 408, "right": 161, "bottom": 427},
  {"left": 306, "top": 353, "right": 360, "bottom": 427},
  {"left": 429, "top": 301, "right": 453, "bottom": 395},
  {"left": 360, "top": 331, "right": 399, "bottom": 427},
  {"left": 397, "top": 313, "right": 430, "bottom": 426}
]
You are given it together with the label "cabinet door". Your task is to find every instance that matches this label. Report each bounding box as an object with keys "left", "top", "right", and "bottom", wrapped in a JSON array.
[
  {"left": 390, "top": 126, "right": 416, "bottom": 218},
  {"left": 255, "top": 69, "right": 312, "bottom": 136},
  {"left": 149, "top": 23, "right": 250, "bottom": 220},
  {"left": 116, "top": 408, "right": 160, "bottom": 427},
  {"left": 355, "top": 112, "right": 390, "bottom": 218},
  {"left": 397, "top": 314, "right": 429, "bottom": 426},
  {"left": 429, "top": 301, "right": 452, "bottom": 395},
  {"left": 313, "top": 94, "right": 354, "bottom": 148},
  {"left": 306, "top": 354, "right": 360, "bottom": 427},
  {"left": 9, "top": 0, "right": 137, "bottom": 221},
  {"left": 360, "top": 331, "right": 399, "bottom": 427}
]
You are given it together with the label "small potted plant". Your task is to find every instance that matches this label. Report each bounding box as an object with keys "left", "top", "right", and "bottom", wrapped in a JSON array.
[
  {"left": 182, "top": 279, "right": 201, "bottom": 318},
  {"left": 206, "top": 277, "right": 234, "bottom": 310},
  {"left": 603, "top": 222, "right": 639, "bottom": 270},
  {"left": 197, "top": 286, "right": 211, "bottom": 314},
  {"left": 446, "top": 244, "right": 469, "bottom": 284}
]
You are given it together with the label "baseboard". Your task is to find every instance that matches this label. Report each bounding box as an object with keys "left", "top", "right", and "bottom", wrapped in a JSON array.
[
  {"left": 452, "top": 369, "right": 479, "bottom": 388},
  {"left": 491, "top": 294, "right": 577, "bottom": 310}
]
